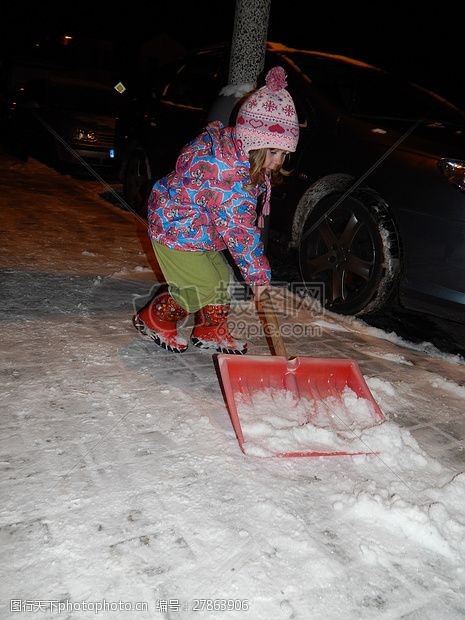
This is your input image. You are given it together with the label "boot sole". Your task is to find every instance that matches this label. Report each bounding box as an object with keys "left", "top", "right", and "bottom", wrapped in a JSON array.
[
  {"left": 191, "top": 336, "right": 247, "bottom": 355},
  {"left": 133, "top": 315, "right": 187, "bottom": 354}
]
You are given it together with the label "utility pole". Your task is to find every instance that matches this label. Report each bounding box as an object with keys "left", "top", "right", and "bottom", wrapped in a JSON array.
[{"left": 207, "top": 0, "right": 271, "bottom": 124}]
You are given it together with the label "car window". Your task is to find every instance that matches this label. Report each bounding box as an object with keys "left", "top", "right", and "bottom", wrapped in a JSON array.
[
  {"left": 281, "top": 53, "right": 362, "bottom": 111},
  {"left": 348, "top": 73, "right": 460, "bottom": 122},
  {"left": 50, "top": 83, "right": 120, "bottom": 114},
  {"left": 163, "top": 50, "right": 227, "bottom": 110},
  {"left": 22, "top": 79, "right": 120, "bottom": 114},
  {"left": 285, "top": 52, "right": 465, "bottom": 125}
]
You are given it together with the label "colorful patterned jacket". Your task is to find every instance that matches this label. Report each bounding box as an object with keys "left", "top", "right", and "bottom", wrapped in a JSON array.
[{"left": 147, "top": 121, "right": 271, "bottom": 285}]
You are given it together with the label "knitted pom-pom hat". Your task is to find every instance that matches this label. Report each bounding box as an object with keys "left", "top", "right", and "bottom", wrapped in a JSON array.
[{"left": 235, "top": 66, "right": 299, "bottom": 156}]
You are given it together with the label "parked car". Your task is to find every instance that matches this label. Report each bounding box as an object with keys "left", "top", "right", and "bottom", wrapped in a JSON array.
[
  {"left": 116, "top": 42, "right": 465, "bottom": 323},
  {"left": 5, "top": 76, "right": 121, "bottom": 170}
]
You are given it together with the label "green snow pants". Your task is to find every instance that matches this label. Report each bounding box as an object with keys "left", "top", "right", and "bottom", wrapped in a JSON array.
[{"left": 152, "top": 241, "right": 231, "bottom": 313}]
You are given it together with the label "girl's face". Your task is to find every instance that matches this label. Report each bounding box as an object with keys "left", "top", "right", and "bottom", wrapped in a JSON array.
[{"left": 263, "top": 149, "right": 288, "bottom": 174}]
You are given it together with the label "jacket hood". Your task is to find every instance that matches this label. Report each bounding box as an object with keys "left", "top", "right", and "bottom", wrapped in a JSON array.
[{"left": 204, "top": 121, "right": 249, "bottom": 166}]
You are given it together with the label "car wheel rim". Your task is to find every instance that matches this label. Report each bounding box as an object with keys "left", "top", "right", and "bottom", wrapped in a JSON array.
[{"left": 300, "top": 197, "right": 383, "bottom": 313}]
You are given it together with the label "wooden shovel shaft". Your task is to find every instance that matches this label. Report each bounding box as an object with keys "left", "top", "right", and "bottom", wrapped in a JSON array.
[{"left": 256, "top": 290, "right": 289, "bottom": 358}]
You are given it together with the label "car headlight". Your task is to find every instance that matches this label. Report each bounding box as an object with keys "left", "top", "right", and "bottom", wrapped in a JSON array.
[
  {"left": 72, "top": 128, "right": 97, "bottom": 143},
  {"left": 438, "top": 158, "right": 465, "bottom": 192}
]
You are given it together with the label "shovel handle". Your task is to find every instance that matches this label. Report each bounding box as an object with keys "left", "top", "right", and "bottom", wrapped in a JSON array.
[{"left": 256, "top": 290, "right": 289, "bottom": 358}]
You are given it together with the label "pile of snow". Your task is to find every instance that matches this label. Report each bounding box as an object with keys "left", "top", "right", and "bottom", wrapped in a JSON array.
[{"left": 236, "top": 386, "right": 380, "bottom": 456}]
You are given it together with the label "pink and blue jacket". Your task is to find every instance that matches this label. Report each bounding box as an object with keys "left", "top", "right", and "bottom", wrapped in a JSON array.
[{"left": 147, "top": 121, "right": 271, "bottom": 285}]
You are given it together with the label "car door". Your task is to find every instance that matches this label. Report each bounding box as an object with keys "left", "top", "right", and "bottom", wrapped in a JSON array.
[{"left": 342, "top": 71, "right": 465, "bottom": 318}]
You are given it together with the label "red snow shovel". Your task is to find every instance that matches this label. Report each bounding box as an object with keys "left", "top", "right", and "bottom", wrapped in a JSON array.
[{"left": 217, "top": 290, "right": 385, "bottom": 457}]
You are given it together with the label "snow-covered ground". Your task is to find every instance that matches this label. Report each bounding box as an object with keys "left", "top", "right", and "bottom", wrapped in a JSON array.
[{"left": 1, "top": 153, "right": 465, "bottom": 619}]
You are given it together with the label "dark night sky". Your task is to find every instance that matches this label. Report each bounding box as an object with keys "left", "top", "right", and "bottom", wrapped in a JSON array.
[{"left": 3, "top": 1, "right": 464, "bottom": 108}]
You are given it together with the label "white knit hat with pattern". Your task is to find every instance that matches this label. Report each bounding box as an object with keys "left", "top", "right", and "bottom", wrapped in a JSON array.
[{"left": 235, "top": 66, "right": 299, "bottom": 155}]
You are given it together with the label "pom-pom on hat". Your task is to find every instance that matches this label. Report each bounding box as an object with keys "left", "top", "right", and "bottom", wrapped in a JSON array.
[{"left": 235, "top": 66, "right": 299, "bottom": 156}]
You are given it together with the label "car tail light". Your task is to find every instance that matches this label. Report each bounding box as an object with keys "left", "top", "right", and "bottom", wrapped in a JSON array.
[{"left": 438, "top": 159, "right": 465, "bottom": 191}]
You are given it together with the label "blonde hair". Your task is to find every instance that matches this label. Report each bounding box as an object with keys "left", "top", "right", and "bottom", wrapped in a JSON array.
[{"left": 246, "top": 148, "right": 290, "bottom": 190}]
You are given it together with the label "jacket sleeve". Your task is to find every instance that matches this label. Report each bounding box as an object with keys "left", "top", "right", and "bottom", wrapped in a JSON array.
[{"left": 210, "top": 181, "right": 271, "bottom": 285}]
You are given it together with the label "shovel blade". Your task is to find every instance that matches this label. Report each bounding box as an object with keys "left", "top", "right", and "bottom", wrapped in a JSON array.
[{"left": 217, "top": 354, "right": 385, "bottom": 457}]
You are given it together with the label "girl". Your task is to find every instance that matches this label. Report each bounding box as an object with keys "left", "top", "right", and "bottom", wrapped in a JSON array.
[{"left": 134, "top": 66, "right": 299, "bottom": 354}]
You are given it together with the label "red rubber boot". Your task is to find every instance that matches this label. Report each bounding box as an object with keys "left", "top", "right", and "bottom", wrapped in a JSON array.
[
  {"left": 191, "top": 304, "right": 247, "bottom": 355},
  {"left": 133, "top": 291, "right": 189, "bottom": 353}
]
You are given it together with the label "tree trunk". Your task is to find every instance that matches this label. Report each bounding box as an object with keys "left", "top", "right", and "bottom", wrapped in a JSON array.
[{"left": 207, "top": 0, "right": 271, "bottom": 125}]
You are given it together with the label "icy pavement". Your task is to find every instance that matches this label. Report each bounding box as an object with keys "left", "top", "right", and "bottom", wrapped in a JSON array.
[{"left": 1, "top": 153, "right": 465, "bottom": 619}]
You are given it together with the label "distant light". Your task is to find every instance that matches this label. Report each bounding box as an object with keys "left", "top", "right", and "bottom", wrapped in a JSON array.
[
  {"left": 114, "top": 82, "right": 126, "bottom": 95},
  {"left": 109, "top": 149, "right": 115, "bottom": 159},
  {"left": 438, "top": 159, "right": 465, "bottom": 192},
  {"left": 72, "top": 128, "right": 97, "bottom": 143},
  {"left": 61, "top": 35, "right": 73, "bottom": 46}
]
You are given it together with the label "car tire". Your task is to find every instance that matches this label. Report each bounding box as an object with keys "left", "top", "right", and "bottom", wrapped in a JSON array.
[
  {"left": 298, "top": 184, "right": 400, "bottom": 316},
  {"left": 124, "top": 148, "right": 152, "bottom": 217}
]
